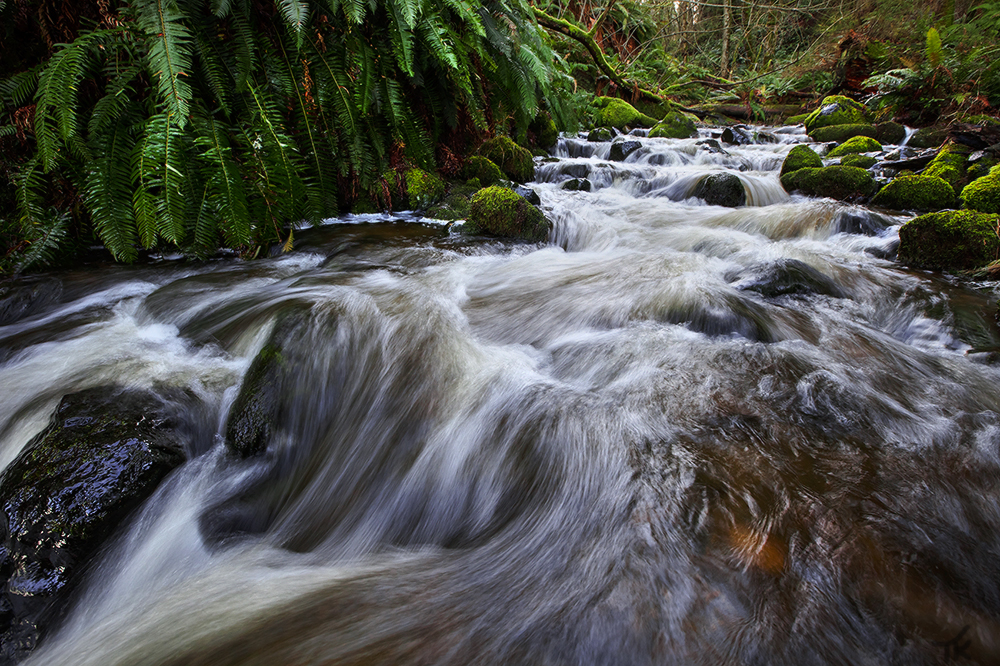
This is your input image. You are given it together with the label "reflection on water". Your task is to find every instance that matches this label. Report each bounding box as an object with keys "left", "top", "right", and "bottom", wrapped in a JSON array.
[{"left": 2, "top": 125, "right": 1000, "bottom": 665}]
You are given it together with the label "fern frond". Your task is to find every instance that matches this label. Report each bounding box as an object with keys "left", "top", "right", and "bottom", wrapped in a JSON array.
[
  {"left": 136, "top": 0, "right": 194, "bottom": 126},
  {"left": 418, "top": 13, "right": 459, "bottom": 70},
  {"left": 86, "top": 113, "right": 140, "bottom": 261},
  {"left": 192, "top": 108, "right": 252, "bottom": 247},
  {"left": 277, "top": 0, "right": 311, "bottom": 47},
  {"left": 0, "top": 66, "right": 41, "bottom": 107}
]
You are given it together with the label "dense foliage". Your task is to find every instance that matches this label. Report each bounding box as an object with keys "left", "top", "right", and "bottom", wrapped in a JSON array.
[{"left": 0, "top": 0, "right": 569, "bottom": 269}]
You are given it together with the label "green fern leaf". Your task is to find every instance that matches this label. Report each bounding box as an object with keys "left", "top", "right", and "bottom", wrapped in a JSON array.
[
  {"left": 277, "top": 0, "right": 311, "bottom": 47},
  {"left": 136, "top": 0, "right": 194, "bottom": 127}
]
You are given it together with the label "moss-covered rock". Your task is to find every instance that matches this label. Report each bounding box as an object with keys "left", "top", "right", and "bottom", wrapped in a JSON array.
[
  {"left": 587, "top": 127, "right": 614, "bottom": 142},
  {"left": 874, "top": 121, "right": 907, "bottom": 145},
  {"left": 840, "top": 154, "right": 877, "bottom": 169},
  {"left": 529, "top": 111, "right": 559, "bottom": 149},
  {"left": 961, "top": 164, "right": 1000, "bottom": 214},
  {"left": 898, "top": 209, "right": 1000, "bottom": 270},
  {"left": 609, "top": 139, "right": 642, "bottom": 161},
  {"left": 478, "top": 136, "right": 535, "bottom": 183},
  {"left": 692, "top": 173, "right": 746, "bottom": 207},
  {"left": 803, "top": 95, "right": 870, "bottom": 134},
  {"left": 425, "top": 185, "right": 477, "bottom": 221},
  {"left": 968, "top": 156, "right": 999, "bottom": 183},
  {"left": 467, "top": 186, "right": 548, "bottom": 240},
  {"left": 908, "top": 127, "right": 949, "bottom": 149},
  {"left": 649, "top": 111, "right": 698, "bottom": 139},
  {"left": 871, "top": 174, "right": 957, "bottom": 211},
  {"left": 594, "top": 96, "right": 657, "bottom": 129},
  {"left": 809, "top": 123, "right": 877, "bottom": 143},
  {"left": 781, "top": 165, "right": 877, "bottom": 201},
  {"left": 923, "top": 142, "right": 970, "bottom": 195},
  {"left": 780, "top": 144, "right": 823, "bottom": 177},
  {"left": 404, "top": 168, "right": 446, "bottom": 209},
  {"left": 462, "top": 156, "right": 503, "bottom": 187},
  {"left": 828, "top": 136, "right": 882, "bottom": 158},
  {"left": 786, "top": 113, "right": 809, "bottom": 125}
]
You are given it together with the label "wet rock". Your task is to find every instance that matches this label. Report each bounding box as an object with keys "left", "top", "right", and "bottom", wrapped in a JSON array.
[
  {"left": 609, "top": 140, "right": 642, "bottom": 162},
  {"left": 875, "top": 149, "right": 938, "bottom": 172},
  {"left": 781, "top": 166, "right": 877, "bottom": 201},
  {"left": 478, "top": 136, "right": 535, "bottom": 183},
  {"left": 828, "top": 136, "right": 882, "bottom": 158},
  {"left": 0, "top": 387, "right": 189, "bottom": 662},
  {"left": 696, "top": 139, "right": 728, "bottom": 155},
  {"left": 692, "top": 173, "right": 746, "bottom": 207},
  {"left": 594, "top": 97, "right": 657, "bottom": 130},
  {"left": 555, "top": 163, "right": 590, "bottom": 179},
  {"left": 875, "top": 121, "right": 907, "bottom": 145},
  {"left": 649, "top": 111, "right": 697, "bottom": 139},
  {"left": 833, "top": 209, "right": 894, "bottom": 236},
  {"left": 922, "top": 142, "right": 971, "bottom": 195},
  {"left": 871, "top": 174, "right": 956, "bottom": 212},
  {"left": 513, "top": 186, "right": 541, "bottom": 206},
  {"left": 587, "top": 127, "right": 614, "bottom": 142},
  {"left": 562, "top": 178, "right": 591, "bottom": 192},
  {"left": 803, "top": 95, "right": 870, "bottom": 134},
  {"left": 755, "top": 131, "right": 780, "bottom": 144},
  {"left": 809, "top": 123, "right": 877, "bottom": 143},
  {"left": 780, "top": 145, "right": 823, "bottom": 177},
  {"left": 908, "top": 127, "right": 949, "bottom": 149},
  {"left": 734, "top": 259, "right": 845, "bottom": 298},
  {"left": 898, "top": 209, "right": 1000, "bottom": 270},
  {"left": 466, "top": 186, "right": 548, "bottom": 241},
  {"left": 840, "top": 154, "right": 877, "bottom": 169},
  {"left": 961, "top": 164, "right": 1000, "bottom": 214},
  {"left": 0, "top": 279, "right": 63, "bottom": 327},
  {"left": 721, "top": 126, "right": 753, "bottom": 146},
  {"left": 404, "top": 169, "right": 446, "bottom": 210}
]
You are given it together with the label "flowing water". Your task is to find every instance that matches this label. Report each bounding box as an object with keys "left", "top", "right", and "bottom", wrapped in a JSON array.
[{"left": 3, "top": 126, "right": 1000, "bottom": 665}]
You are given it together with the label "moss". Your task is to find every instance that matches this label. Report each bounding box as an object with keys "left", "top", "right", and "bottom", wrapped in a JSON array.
[
  {"left": 840, "top": 154, "right": 877, "bottom": 169},
  {"left": 898, "top": 209, "right": 1000, "bottom": 270},
  {"left": 908, "top": 127, "right": 948, "bottom": 149},
  {"left": 649, "top": 111, "right": 698, "bottom": 139},
  {"left": 968, "top": 157, "right": 999, "bottom": 183},
  {"left": 923, "top": 142, "right": 970, "bottom": 195},
  {"left": 478, "top": 136, "right": 535, "bottom": 183},
  {"left": 874, "top": 121, "right": 907, "bottom": 145},
  {"left": 961, "top": 164, "right": 1000, "bottom": 214},
  {"left": 809, "top": 123, "right": 877, "bottom": 143},
  {"left": 462, "top": 156, "right": 503, "bottom": 187},
  {"left": 404, "top": 169, "right": 446, "bottom": 209},
  {"left": 803, "top": 95, "right": 869, "bottom": 134},
  {"left": 467, "top": 186, "right": 548, "bottom": 240},
  {"left": 782, "top": 166, "right": 877, "bottom": 201},
  {"left": 828, "top": 135, "right": 882, "bottom": 157},
  {"left": 594, "top": 96, "right": 657, "bottom": 129},
  {"left": 529, "top": 111, "right": 559, "bottom": 149},
  {"left": 871, "top": 174, "right": 957, "bottom": 211},
  {"left": 786, "top": 113, "right": 809, "bottom": 125},
  {"left": 962, "top": 114, "right": 1000, "bottom": 127},
  {"left": 780, "top": 145, "right": 823, "bottom": 177}
]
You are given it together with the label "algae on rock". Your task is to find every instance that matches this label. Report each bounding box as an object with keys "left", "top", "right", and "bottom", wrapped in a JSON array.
[
  {"left": 803, "top": 96, "right": 870, "bottom": 134},
  {"left": 781, "top": 165, "right": 876, "bottom": 201},
  {"left": 809, "top": 124, "right": 877, "bottom": 143},
  {"left": 462, "top": 156, "right": 503, "bottom": 188},
  {"left": 780, "top": 145, "right": 823, "bottom": 177},
  {"left": 649, "top": 111, "right": 698, "bottom": 139},
  {"left": 960, "top": 164, "right": 1000, "bottom": 214},
  {"left": 405, "top": 169, "right": 446, "bottom": 209},
  {"left": 593, "top": 97, "right": 657, "bottom": 129}
]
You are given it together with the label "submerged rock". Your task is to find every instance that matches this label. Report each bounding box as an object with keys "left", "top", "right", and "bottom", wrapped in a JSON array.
[
  {"left": 961, "top": 164, "right": 1000, "bottom": 214},
  {"left": 870, "top": 174, "right": 957, "bottom": 212},
  {"left": 781, "top": 165, "right": 877, "bottom": 201},
  {"left": 898, "top": 209, "right": 1000, "bottom": 270},
  {"left": 692, "top": 173, "right": 746, "bottom": 207},
  {"left": 562, "top": 178, "right": 592, "bottom": 192},
  {"left": 478, "top": 136, "right": 535, "bottom": 183},
  {"left": 0, "top": 387, "right": 188, "bottom": 662},
  {"left": 780, "top": 145, "right": 823, "bottom": 177},
  {"left": 833, "top": 209, "right": 894, "bottom": 236},
  {"left": 734, "top": 259, "right": 845, "bottom": 298},
  {"left": 648, "top": 111, "right": 697, "bottom": 139},
  {"left": 696, "top": 139, "right": 728, "bottom": 155},
  {"left": 466, "top": 186, "right": 548, "bottom": 241},
  {"left": 609, "top": 139, "right": 642, "bottom": 162}
]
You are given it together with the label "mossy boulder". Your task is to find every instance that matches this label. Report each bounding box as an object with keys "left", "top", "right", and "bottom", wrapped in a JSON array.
[
  {"left": 609, "top": 139, "right": 642, "bottom": 161},
  {"left": 0, "top": 387, "right": 189, "bottom": 661},
  {"left": 594, "top": 96, "right": 657, "bottom": 129},
  {"left": 478, "top": 136, "right": 535, "bottom": 183},
  {"left": 871, "top": 174, "right": 957, "bottom": 211},
  {"left": 898, "top": 209, "right": 1000, "bottom": 270},
  {"left": 908, "top": 127, "right": 949, "bottom": 149},
  {"left": 803, "top": 95, "right": 870, "bottom": 134},
  {"left": 961, "top": 164, "right": 1000, "bottom": 214},
  {"left": 404, "top": 168, "right": 446, "bottom": 209},
  {"left": 425, "top": 188, "right": 476, "bottom": 221},
  {"left": 828, "top": 135, "right": 882, "bottom": 158},
  {"left": 923, "top": 142, "right": 970, "bottom": 195},
  {"left": 785, "top": 113, "right": 809, "bottom": 125},
  {"left": 840, "top": 154, "right": 877, "bottom": 169},
  {"left": 462, "top": 156, "right": 503, "bottom": 187},
  {"left": 467, "top": 186, "right": 548, "bottom": 241},
  {"left": 780, "top": 145, "right": 823, "bottom": 177},
  {"left": 968, "top": 156, "right": 999, "bottom": 182},
  {"left": 588, "top": 127, "right": 614, "bottom": 142},
  {"left": 874, "top": 121, "right": 907, "bottom": 145},
  {"left": 650, "top": 111, "right": 698, "bottom": 139},
  {"left": 809, "top": 123, "right": 877, "bottom": 143},
  {"left": 781, "top": 165, "right": 877, "bottom": 201},
  {"left": 529, "top": 111, "right": 559, "bottom": 149},
  {"left": 692, "top": 173, "right": 746, "bottom": 207}
]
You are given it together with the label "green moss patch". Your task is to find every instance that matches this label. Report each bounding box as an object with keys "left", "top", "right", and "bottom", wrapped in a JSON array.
[
  {"left": 961, "top": 164, "right": 1000, "bottom": 214},
  {"left": 478, "top": 136, "right": 535, "bottom": 183},
  {"left": 404, "top": 168, "right": 446, "bottom": 209},
  {"left": 871, "top": 174, "right": 957, "bottom": 211},
  {"left": 529, "top": 111, "right": 559, "bottom": 149},
  {"left": 649, "top": 111, "right": 698, "bottom": 139},
  {"left": 874, "top": 121, "right": 907, "bottom": 145},
  {"left": 898, "top": 209, "right": 1000, "bottom": 270},
  {"left": 594, "top": 96, "right": 658, "bottom": 129},
  {"left": 780, "top": 144, "right": 823, "bottom": 177},
  {"left": 462, "top": 156, "right": 503, "bottom": 187},
  {"left": 803, "top": 95, "right": 870, "bottom": 134},
  {"left": 840, "top": 154, "right": 877, "bottom": 169},
  {"left": 786, "top": 113, "right": 809, "bottom": 125},
  {"left": 908, "top": 127, "right": 949, "bottom": 149},
  {"left": 809, "top": 123, "right": 877, "bottom": 143},
  {"left": 467, "top": 186, "right": 548, "bottom": 240},
  {"left": 782, "top": 165, "right": 876, "bottom": 201},
  {"left": 923, "top": 142, "right": 970, "bottom": 195},
  {"left": 828, "top": 136, "right": 882, "bottom": 157}
]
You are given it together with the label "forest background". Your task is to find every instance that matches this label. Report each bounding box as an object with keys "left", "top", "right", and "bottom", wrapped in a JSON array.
[{"left": 1, "top": 0, "right": 998, "bottom": 272}]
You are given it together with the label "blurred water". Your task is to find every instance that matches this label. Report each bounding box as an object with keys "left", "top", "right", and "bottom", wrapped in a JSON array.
[{"left": 2, "top": 126, "right": 1000, "bottom": 665}]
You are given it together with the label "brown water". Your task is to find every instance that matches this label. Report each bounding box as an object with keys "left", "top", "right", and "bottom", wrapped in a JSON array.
[{"left": 3, "top": 126, "right": 1000, "bottom": 665}]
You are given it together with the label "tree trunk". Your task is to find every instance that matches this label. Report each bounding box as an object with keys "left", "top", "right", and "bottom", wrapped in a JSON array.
[{"left": 721, "top": 0, "right": 731, "bottom": 77}]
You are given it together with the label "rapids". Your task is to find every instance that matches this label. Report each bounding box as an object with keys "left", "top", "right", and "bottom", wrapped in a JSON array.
[{"left": 3, "top": 125, "right": 1000, "bottom": 665}]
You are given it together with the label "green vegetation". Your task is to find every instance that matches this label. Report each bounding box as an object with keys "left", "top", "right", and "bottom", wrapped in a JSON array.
[
  {"left": 923, "top": 143, "right": 970, "bottom": 194},
  {"left": 828, "top": 136, "right": 882, "bottom": 158},
  {"left": 809, "top": 124, "right": 877, "bottom": 143},
  {"left": 405, "top": 169, "right": 446, "bottom": 210},
  {"left": 780, "top": 145, "right": 823, "bottom": 178},
  {"left": 782, "top": 166, "right": 877, "bottom": 201},
  {"left": 961, "top": 164, "right": 1000, "bottom": 214},
  {"left": 871, "top": 174, "right": 957, "bottom": 211},
  {"left": 467, "top": 185, "right": 547, "bottom": 240},
  {"left": 649, "top": 112, "right": 697, "bottom": 139},
  {"left": 898, "top": 210, "right": 1000, "bottom": 270},
  {"left": 594, "top": 97, "right": 657, "bottom": 129},
  {"left": 804, "top": 96, "right": 870, "bottom": 134},
  {"left": 840, "top": 154, "right": 877, "bottom": 169},
  {"left": 462, "top": 157, "right": 504, "bottom": 188},
  {"left": 478, "top": 136, "right": 535, "bottom": 183}
]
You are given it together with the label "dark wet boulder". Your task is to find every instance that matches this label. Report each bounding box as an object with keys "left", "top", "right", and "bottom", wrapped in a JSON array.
[
  {"left": 875, "top": 121, "right": 907, "bottom": 145},
  {"left": 828, "top": 135, "right": 882, "bottom": 158},
  {"left": 809, "top": 123, "right": 878, "bottom": 143},
  {"left": 466, "top": 186, "right": 548, "bottom": 241},
  {"left": 693, "top": 173, "right": 746, "bottom": 207},
  {"left": 734, "top": 259, "right": 845, "bottom": 298},
  {"left": 961, "top": 164, "right": 1000, "bottom": 214},
  {"left": 781, "top": 166, "right": 877, "bottom": 201},
  {"left": 871, "top": 174, "right": 956, "bottom": 212},
  {"left": 721, "top": 126, "right": 753, "bottom": 146},
  {"left": 833, "top": 209, "right": 894, "bottom": 236},
  {"left": 780, "top": 145, "right": 823, "bottom": 177},
  {"left": 696, "top": 139, "right": 728, "bottom": 155},
  {"left": 587, "top": 127, "right": 614, "bottom": 142},
  {"left": 478, "top": 136, "right": 535, "bottom": 183},
  {"left": 898, "top": 210, "right": 1000, "bottom": 270},
  {"left": 803, "top": 95, "right": 870, "bottom": 134},
  {"left": 562, "top": 178, "right": 592, "bottom": 192},
  {"left": 609, "top": 139, "right": 642, "bottom": 162},
  {"left": 513, "top": 185, "right": 541, "bottom": 206},
  {"left": 840, "top": 154, "right": 877, "bottom": 169},
  {"left": 0, "top": 387, "right": 188, "bottom": 662},
  {"left": 908, "top": 127, "right": 949, "bottom": 149},
  {"left": 648, "top": 111, "right": 697, "bottom": 139},
  {"left": 555, "top": 163, "right": 590, "bottom": 180}
]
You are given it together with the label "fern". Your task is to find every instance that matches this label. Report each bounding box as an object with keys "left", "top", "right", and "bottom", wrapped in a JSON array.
[
  {"left": 87, "top": 112, "right": 140, "bottom": 261},
  {"left": 926, "top": 27, "right": 943, "bottom": 67},
  {"left": 136, "top": 0, "right": 195, "bottom": 127},
  {"left": 277, "top": 0, "right": 311, "bottom": 46}
]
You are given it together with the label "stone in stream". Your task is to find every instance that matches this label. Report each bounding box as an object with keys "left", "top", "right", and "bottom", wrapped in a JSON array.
[
  {"left": 898, "top": 209, "right": 1000, "bottom": 270},
  {"left": 696, "top": 139, "right": 728, "bottom": 155},
  {"left": 692, "top": 173, "right": 746, "bottom": 207},
  {"left": 803, "top": 95, "right": 870, "bottom": 135},
  {"left": 477, "top": 136, "right": 535, "bottom": 183},
  {"left": 827, "top": 135, "right": 882, "bottom": 158},
  {"left": 733, "top": 259, "right": 845, "bottom": 298},
  {"left": 832, "top": 209, "right": 894, "bottom": 236},
  {"left": 562, "top": 178, "right": 591, "bottom": 192},
  {"left": 908, "top": 127, "right": 949, "bottom": 149},
  {"left": 961, "top": 164, "right": 1000, "bottom": 214},
  {"left": 461, "top": 156, "right": 503, "bottom": 188},
  {"left": 554, "top": 163, "right": 590, "bottom": 180},
  {"left": 870, "top": 174, "right": 957, "bottom": 212},
  {"left": 780, "top": 165, "right": 877, "bottom": 202},
  {"left": 839, "top": 154, "right": 877, "bottom": 169},
  {"left": 465, "top": 186, "right": 549, "bottom": 241},
  {"left": 721, "top": 126, "right": 753, "bottom": 146},
  {"left": 874, "top": 121, "right": 907, "bottom": 145},
  {"left": 587, "top": 127, "right": 614, "bottom": 142},
  {"left": 809, "top": 123, "right": 878, "bottom": 143},
  {"left": 0, "top": 387, "right": 190, "bottom": 663},
  {"left": 513, "top": 186, "right": 541, "bottom": 206},
  {"left": 780, "top": 145, "right": 823, "bottom": 177},
  {"left": 609, "top": 139, "right": 642, "bottom": 162},
  {"left": 648, "top": 111, "right": 697, "bottom": 139}
]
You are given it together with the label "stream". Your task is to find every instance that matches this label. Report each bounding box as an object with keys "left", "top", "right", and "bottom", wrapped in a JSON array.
[{"left": 3, "top": 125, "right": 1000, "bottom": 665}]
